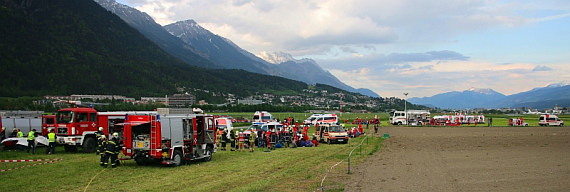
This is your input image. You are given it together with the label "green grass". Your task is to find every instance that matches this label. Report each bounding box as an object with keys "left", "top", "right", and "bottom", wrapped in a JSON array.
[{"left": 0, "top": 135, "right": 383, "bottom": 192}]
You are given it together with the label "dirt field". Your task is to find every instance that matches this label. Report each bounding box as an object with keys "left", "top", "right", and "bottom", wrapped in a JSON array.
[{"left": 345, "top": 126, "right": 570, "bottom": 192}]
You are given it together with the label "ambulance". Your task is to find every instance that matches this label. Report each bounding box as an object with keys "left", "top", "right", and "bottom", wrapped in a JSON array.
[
  {"left": 538, "top": 114, "right": 564, "bottom": 126},
  {"left": 313, "top": 114, "right": 338, "bottom": 125}
]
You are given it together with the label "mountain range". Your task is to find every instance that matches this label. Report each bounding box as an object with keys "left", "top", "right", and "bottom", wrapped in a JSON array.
[
  {"left": 408, "top": 83, "right": 570, "bottom": 109},
  {"left": 94, "top": 0, "right": 379, "bottom": 98},
  {"left": 0, "top": 0, "right": 307, "bottom": 98}
]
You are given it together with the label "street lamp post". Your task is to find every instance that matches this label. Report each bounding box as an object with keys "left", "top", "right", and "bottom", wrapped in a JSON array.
[{"left": 404, "top": 93, "right": 408, "bottom": 125}]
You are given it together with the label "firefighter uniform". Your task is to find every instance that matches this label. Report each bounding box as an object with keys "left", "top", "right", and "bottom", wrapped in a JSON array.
[
  {"left": 221, "top": 129, "right": 227, "bottom": 151},
  {"left": 27, "top": 129, "right": 36, "bottom": 154},
  {"left": 216, "top": 129, "right": 222, "bottom": 148},
  {"left": 230, "top": 130, "right": 236, "bottom": 151},
  {"left": 249, "top": 130, "right": 256, "bottom": 152},
  {"left": 103, "top": 134, "right": 120, "bottom": 168},
  {"left": 99, "top": 135, "right": 107, "bottom": 167},
  {"left": 96, "top": 128, "right": 104, "bottom": 155},
  {"left": 238, "top": 132, "right": 244, "bottom": 151}
]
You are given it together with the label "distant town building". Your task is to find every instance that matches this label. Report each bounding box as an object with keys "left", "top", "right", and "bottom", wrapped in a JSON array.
[
  {"left": 44, "top": 94, "right": 135, "bottom": 103},
  {"left": 156, "top": 108, "right": 194, "bottom": 115},
  {"left": 238, "top": 99, "right": 263, "bottom": 105},
  {"left": 168, "top": 93, "right": 196, "bottom": 107},
  {"left": 140, "top": 97, "right": 167, "bottom": 104}
]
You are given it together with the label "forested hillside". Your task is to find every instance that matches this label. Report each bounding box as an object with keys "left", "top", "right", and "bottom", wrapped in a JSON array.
[{"left": 0, "top": 0, "right": 307, "bottom": 98}]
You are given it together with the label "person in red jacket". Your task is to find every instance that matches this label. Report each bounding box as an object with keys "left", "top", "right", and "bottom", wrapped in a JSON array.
[
  {"left": 311, "top": 135, "right": 319, "bottom": 147},
  {"left": 266, "top": 130, "right": 271, "bottom": 148}
]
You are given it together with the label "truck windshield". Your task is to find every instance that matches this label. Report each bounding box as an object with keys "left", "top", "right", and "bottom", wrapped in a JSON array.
[
  {"left": 330, "top": 126, "right": 344, "bottom": 132},
  {"left": 56, "top": 111, "right": 74, "bottom": 124}
]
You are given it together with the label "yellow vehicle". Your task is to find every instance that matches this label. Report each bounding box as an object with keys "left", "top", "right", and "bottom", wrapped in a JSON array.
[{"left": 315, "top": 123, "right": 348, "bottom": 144}]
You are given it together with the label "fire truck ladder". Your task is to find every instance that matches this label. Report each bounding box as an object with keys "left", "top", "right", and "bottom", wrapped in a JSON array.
[{"left": 150, "top": 114, "right": 158, "bottom": 152}]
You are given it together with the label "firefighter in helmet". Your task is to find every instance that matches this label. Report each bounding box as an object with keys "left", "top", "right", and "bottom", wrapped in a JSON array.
[
  {"left": 238, "top": 131, "right": 244, "bottom": 152},
  {"left": 249, "top": 128, "right": 256, "bottom": 152},
  {"left": 221, "top": 128, "right": 227, "bottom": 151},
  {"left": 99, "top": 135, "right": 107, "bottom": 167},
  {"left": 103, "top": 132, "right": 120, "bottom": 168},
  {"left": 229, "top": 129, "right": 236, "bottom": 151},
  {"left": 96, "top": 127, "right": 104, "bottom": 155}
]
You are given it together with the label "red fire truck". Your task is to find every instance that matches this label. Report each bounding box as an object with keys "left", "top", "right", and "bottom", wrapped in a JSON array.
[
  {"left": 121, "top": 113, "right": 216, "bottom": 166},
  {"left": 54, "top": 107, "right": 150, "bottom": 153}
]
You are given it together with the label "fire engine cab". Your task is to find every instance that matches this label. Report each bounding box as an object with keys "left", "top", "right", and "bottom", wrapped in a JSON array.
[
  {"left": 54, "top": 107, "right": 150, "bottom": 153},
  {"left": 121, "top": 113, "right": 216, "bottom": 166}
]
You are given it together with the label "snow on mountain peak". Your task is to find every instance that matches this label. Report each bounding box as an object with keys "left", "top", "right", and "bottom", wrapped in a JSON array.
[
  {"left": 546, "top": 81, "right": 570, "bottom": 88},
  {"left": 466, "top": 87, "right": 494, "bottom": 94},
  {"left": 257, "top": 51, "right": 316, "bottom": 65},
  {"left": 257, "top": 51, "right": 295, "bottom": 64}
]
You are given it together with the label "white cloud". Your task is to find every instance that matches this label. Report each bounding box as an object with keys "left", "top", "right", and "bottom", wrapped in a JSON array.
[{"left": 123, "top": 0, "right": 570, "bottom": 98}]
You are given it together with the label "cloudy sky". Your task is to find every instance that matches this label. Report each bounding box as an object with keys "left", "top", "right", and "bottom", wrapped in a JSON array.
[{"left": 117, "top": 0, "right": 570, "bottom": 98}]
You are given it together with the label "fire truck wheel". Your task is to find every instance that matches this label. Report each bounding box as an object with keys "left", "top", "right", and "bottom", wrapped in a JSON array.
[
  {"left": 397, "top": 122, "right": 403, "bottom": 125},
  {"left": 135, "top": 158, "right": 146, "bottom": 166},
  {"left": 203, "top": 146, "right": 213, "bottom": 162},
  {"left": 172, "top": 150, "right": 183, "bottom": 166},
  {"left": 82, "top": 137, "right": 97, "bottom": 153},
  {"left": 64, "top": 145, "right": 77, "bottom": 152}
]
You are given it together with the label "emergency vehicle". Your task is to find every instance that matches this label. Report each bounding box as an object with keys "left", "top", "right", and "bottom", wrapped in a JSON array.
[
  {"left": 315, "top": 123, "right": 349, "bottom": 144},
  {"left": 303, "top": 114, "right": 322, "bottom": 125},
  {"left": 260, "top": 122, "right": 283, "bottom": 132},
  {"left": 53, "top": 107, "right": 149, "bottom": 153},
  {"left": 42, "top": 115, "right": 56, "bottom": 136},
  {"left": 538, "top": 114, "right": 564, "bottom": 126},
  {"left": 121, "top": 113, "right": 216, "bottom": 166},
  {"left": 252, "top": 111, "right": 275, "bottom": 124},
  {"left": 215, "top": 117, "right": 233, "bottom": 131},
  {"left": 389, "top": 110, "right": 430, "bottom": 125},
  {"left": 0, "top": 113, "right": 42, "bottom": 136},
  {"left": 312, "top": 114, "right": 338, "bottom": 125},
  {"left": 509, "top": 118, "right": 529, "bottom": 126}
]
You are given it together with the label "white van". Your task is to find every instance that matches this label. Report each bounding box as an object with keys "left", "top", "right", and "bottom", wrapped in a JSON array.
[
  {"left": 313, "top": 114, "right": 338, "bottom": 125},
  {"left": 538, "top": 114, "right": 564, "bottom": 126},
  {"left": 252, "top": 111, "right": 275, "bottom": 123},
  {"left": 303, "top": 114, "right": 322, "bottom": 125}
]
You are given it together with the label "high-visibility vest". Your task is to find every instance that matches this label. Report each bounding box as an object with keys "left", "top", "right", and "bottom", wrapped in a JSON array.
[
  {"left": 27, "top": 131, "right": 35, "bottom": 141},
  {"left": 17, "top": 131, "right": 23, "bottom": 138},
  {"left": 48, "top": 132, "right": 56, "bottom": 142}
]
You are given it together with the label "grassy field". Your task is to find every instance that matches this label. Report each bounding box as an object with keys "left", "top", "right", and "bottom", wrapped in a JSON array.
[{"left": 0, "top": 134, "right": 383, "bottom": 192}]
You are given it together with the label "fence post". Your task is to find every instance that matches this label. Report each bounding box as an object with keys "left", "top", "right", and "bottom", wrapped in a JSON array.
[{"left": 347, "top": 156, "right": 351, "bottom": 174}]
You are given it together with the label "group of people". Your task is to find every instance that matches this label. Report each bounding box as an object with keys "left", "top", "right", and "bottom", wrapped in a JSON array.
[
  {"left": 219, "top": 128, "right": 256, "bottom": 152},
  {"left": 217, "top": 123, "right": 320, "bottom": 152},
  {"left": 96, "top": 127, "right": 121, "bottom": 168},
  {"left": 0, "top": 127, "right": 57, "bottom": 154}
]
